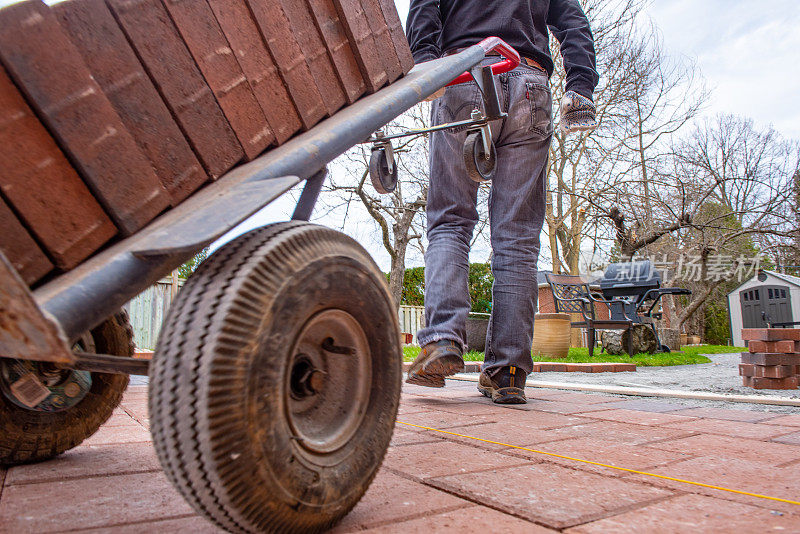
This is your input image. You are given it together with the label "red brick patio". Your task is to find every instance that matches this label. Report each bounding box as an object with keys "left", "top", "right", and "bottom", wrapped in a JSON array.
[{"left": 2, "top": 382, "right": 800, "bottom": 532}]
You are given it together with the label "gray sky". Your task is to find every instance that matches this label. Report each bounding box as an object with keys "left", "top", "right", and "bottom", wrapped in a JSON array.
[{"left": 647, "top": 0, "right": 800, "bottom": 140}]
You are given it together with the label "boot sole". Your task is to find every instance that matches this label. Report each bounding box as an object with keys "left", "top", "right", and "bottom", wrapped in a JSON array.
[
  {"left": 405, "top": 374, "right": 445, "bottom": 388},
  {"left": 477, "top": 383, "right": 527, "bottom": 404},
  {"left": 406, "top": 354, "right": 464, "bottom": 388}
]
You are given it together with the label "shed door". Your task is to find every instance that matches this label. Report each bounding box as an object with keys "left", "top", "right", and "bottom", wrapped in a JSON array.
[{"left": 740, "top": 285, "right": 793, "bottom": 327}]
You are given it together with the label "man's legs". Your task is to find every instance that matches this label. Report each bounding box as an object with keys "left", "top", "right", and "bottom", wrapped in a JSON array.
[
  {"left": 415, "top": 83, "right": 481, "bottom": 350},
  {"left": 408, "top": 64, "right": 552, "bottom": 395},
  {"left": 407, "top": 82, "right": 480, "bottom": 386},
  {"left": 482, "top": 141, "right": 548, "bottom": 374}
]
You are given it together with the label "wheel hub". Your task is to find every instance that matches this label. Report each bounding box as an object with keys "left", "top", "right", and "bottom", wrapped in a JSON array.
[
  {"left": 290, "top": 355, "right": 326, "bottom": 398},
  {"left": 0, "top": 358, "right": 91, "bottom": 412},
  {"left": 284, "top": 309, "right": 372, "bottom": 458}
]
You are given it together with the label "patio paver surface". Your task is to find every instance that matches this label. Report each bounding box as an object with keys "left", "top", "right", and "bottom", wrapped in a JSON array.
[{"left": 1, "top": 381, "right": 799, "bottom": 532}]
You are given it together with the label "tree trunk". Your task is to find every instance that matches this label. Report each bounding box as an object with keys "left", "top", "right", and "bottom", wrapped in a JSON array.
[
  {"left": 677, "top": 278, "right": 723, "bottom": 329},
  {"left": 601, "top": 325, "right": 658, "bottom": 355},
  {"left": 387, "top": 239, "right": 407, "bottom": 309}
]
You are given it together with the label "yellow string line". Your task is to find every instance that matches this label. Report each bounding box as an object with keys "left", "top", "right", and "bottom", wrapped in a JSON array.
[{"left": 397, "top": 421, "right": 800, "bottom": 506}]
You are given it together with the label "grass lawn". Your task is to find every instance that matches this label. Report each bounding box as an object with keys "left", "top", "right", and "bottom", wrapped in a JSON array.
[{"left": 402, "top": 344, "right": 745, "bottom": 367}]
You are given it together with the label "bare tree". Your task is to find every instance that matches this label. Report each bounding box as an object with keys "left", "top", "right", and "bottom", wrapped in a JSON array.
[
  {"left": 664, "top": 116, "right": 799, "bottom": 328},
  {"left": 604, "top": 116, "right": 799, "bottom": 330},
  {"left": 321, "top": 106, "right": 428, "bottom": 306},
  {"left": 545, "top": 1, "right": 795, "bottom": 332},
  {"left": 766, "top": 169, "right": 800, "bottom": 272},
  {"left": 545, "top": 0, "right": 705, "bottom": 274}
]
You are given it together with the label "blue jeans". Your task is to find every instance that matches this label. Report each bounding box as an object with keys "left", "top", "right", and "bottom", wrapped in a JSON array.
[{"left": 416, "top": 60, "right": 553, "bottom": 375}]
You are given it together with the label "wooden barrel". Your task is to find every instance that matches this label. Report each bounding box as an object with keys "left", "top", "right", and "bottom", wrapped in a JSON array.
[{"left": 532, "top": 313, "right": 571, "bottom": 358}]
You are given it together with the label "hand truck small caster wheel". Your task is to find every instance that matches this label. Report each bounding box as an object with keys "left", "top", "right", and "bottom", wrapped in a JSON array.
[
  {"left": 369, "top": 147, "right": 398, "bottom": 194},
  {"left": 463, "top": 130, "right": 496, "bottom": 182}
]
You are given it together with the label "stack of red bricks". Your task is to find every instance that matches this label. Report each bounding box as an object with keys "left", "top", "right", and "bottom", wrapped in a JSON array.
[
  {"left": 0, "top": 0, "right": 412, "bottom": 286},
  {"left": 740, "top": 328, "right": 800, "bottom": 390}
]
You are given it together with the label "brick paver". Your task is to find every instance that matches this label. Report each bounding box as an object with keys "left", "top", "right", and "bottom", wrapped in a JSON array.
[
  {"left": 383, "top": 440, "right": 530, "bottom": 480},
  {"left": 1, "top": 383, "right": 799, "bottom": 532},
  {"left": 537, "top": 391, "right": 621, "bottom": 404},
  {"left": 661, "top": 417, "right": 798, "bottom": 441},
  {"left": 428, "top": 462, "right": 674, "bottom": 530},
  {"left": 4, "top": 442, "right": 160, "bottom": 486},
  {"left": 80, "top": 422, "right": 152, "bottom": 447},
  {"left": 0, "top": 471, "right": 194, "bottom": 532},
  {"left": 628, "top": 456, "right": 800, "bottom": 517},
  {"left": 79, "top": 516, "right": 222, "bottom": 534},
  {"left": 395, "top": 402, "right": 433, "bottom": 416},
  {"left": 511, "top": 399, "right": 614, "bottom": 415},
  {"left": 0, "top": 198, "right": 52, "bottom": 284},
  {"left": 504, "top": 436, "right": 694, "bottom": 477},
  {"left": 533, "top": 362, "right": 637, "bottom": 373},
  {"left": 581, "top": 408, "right": 698, "bottom": 426},
  {"left": 566, "top": 494, "right": 800, "bottom": 533},
  {"left": 405, "top": 396, "right": 505, "bottom": 416},
  {"left": 644, "top": 432, "right": 800, "bottom": 466},
  {"left": 389, "top": 427, "right": 444, "bottom": 447},
  {"left": 362, "top": 505, "right": 555, "bottom": 533},
  {"left": 761, "top": 414, "right": 800, "bottom": 427},
  {"left": 330, "top": 470, "right": 469, "bottom": 532},
  {"left": 772, "top": 431, "right": 800, "bottom": 446},
  {"left": 668, "top": 406, "right": 781, "bottom": 423},
  {"left": 590, "top": 398, "right": 697, "bottom": 413},
  {"left": 396, "top": 409, "right": 498, "bottom": 429}
]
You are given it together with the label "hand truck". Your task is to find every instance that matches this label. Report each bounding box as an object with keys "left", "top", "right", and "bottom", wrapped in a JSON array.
[{"left": 0, "top": 37, "right": 519, "bottom": 534}]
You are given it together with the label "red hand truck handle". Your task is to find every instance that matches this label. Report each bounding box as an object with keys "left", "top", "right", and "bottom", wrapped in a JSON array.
[{"left": 446, "top": 37, "right": 521, "bottom": 86}]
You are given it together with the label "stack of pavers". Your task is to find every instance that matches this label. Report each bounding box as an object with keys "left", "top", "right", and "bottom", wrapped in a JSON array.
[
  {"left": 740, "top": 328, "right": 800, "bottom": 390},
  {"left": 0, "top": 0, "right": 413, "bottom": 286}
]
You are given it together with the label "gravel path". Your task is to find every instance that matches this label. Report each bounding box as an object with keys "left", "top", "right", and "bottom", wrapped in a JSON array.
[{"left": 528, "top": 352, "right": 800, "bottom": 398}]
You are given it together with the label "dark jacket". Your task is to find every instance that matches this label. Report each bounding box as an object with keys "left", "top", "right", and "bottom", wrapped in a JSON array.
[{"left": 406, "top": 0, "right": 598, "bottom": 98}]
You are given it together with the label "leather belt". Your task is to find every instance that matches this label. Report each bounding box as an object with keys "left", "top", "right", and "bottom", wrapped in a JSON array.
[
  {"left": 522, "top": 57, "right": 545, "bottom": 71},
  {"left": 486, "top": 53, "right": 544, "bottom": 72}
]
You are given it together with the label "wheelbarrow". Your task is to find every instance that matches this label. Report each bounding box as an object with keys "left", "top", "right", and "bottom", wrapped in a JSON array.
[{"left": 0, "top": 37, "right": 519, "bottom": 533}]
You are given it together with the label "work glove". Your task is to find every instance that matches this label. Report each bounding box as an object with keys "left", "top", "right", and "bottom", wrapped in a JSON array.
[{"left": 559, "top": 90, "right": 598, "bottom": 135}]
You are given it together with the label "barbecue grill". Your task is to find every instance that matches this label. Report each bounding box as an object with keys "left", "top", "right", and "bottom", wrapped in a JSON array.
[{"left": 599, "top": 260, "right": 691, "bottom": 351}]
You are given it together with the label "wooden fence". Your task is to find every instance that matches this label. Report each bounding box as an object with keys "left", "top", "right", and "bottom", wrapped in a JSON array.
[
  {"left": 124, "top": 276, "right": 183, "bottom": 351},
  {"left": 399, "top": 305, "right": 425, "bottom": 345}
]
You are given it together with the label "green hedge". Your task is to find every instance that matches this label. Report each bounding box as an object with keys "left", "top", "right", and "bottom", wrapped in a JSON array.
[{"left": 398, "top": 263, "right": 494, "bottom": 313}]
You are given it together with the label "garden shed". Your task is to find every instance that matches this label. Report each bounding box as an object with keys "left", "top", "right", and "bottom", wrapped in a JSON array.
[{"left": 728, "top": 270, "right": 800, "bottom": 346}]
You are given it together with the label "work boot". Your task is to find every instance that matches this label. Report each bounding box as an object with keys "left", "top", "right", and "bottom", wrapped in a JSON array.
[
  {"left": 478, "top": 366, "right": 527, "bottom": 404},
  {"left": 406, "top": 340, "right": 465, "bottom": 388}
]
